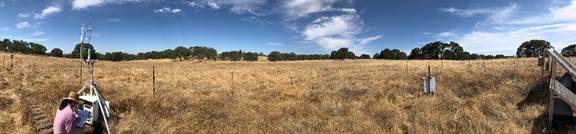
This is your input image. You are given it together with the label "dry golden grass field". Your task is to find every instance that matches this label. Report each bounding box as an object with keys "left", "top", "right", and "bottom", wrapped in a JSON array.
[{"left": 0, "top": 52, "right": 571, "bottom": 133}]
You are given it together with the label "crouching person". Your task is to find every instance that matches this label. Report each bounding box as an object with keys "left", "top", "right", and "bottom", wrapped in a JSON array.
[{"left": 53, "top": 91, "right": 82, "bottom": 134}]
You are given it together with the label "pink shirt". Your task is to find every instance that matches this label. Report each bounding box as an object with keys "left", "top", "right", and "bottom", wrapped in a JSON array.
[{"left": 53, "top": 105, "right": 76, "bottom": 134}]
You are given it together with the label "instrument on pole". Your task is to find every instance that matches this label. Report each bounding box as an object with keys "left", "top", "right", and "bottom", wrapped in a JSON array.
[{"left": 75, "top": 25, "right": 114, "bottom": 134}]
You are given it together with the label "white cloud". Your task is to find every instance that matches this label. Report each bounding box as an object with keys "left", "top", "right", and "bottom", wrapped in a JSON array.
[
  {"left": 185, "top": 0, "right": 352, "bottom": 18},
  {"left": 282, "top": 0, "right": 338, "bottom": 20},
  {"left": 300, "top": 13, "right": 381, "bottom": 52},
  {"left": 444, "top": 1, "right": 576, "bottom": 55},
  {"left": 359, "top": 35, "right": 382, "bottom": 45},
  {"left": 32, "top": 31, "right": 44, "bottom": 36},
  {"left": 72, "top": 0, "right": 143, "bottom": 9},
  {"left": 423, "top": 32, "right": 455, "bottom": 41},
  {"left": 172, "top": 8, "right": 182, "bottom": 13},
  {"left": 550, "top": 0, "right": 576, "bottom": 22},
  {"left": 72, "top": 0, "right": 105, "bottom": 9},
  {"left": 16, "top": 22, "right": 32, "bottom": 29},
  {"left": 314, "top": 37, "right": 353, "bottom": 49},
  {"left": 154, "top": 7, "right": 182, "bottom": 14},
  {"left": 302, "top": 14, "right": 362, "bottom": 41},
  {"left": 1, "top": 27, "right": 10, "bottom": 31},
  {"left": 186, "top": 0, "right": 267, "bottom": 15},
  {"left": 228, "top": 0, "right": 268, "bottom": 14},
  {"left": 339, "top": 8, "right": 357, "bottom": 14},
  {"left": 266, "top": 42, "right": 287, "bottom": 46},
  {"left": 242, "top": 16, "right": 274, "bottom": 24},
  {"left": 508, "top": 0, "right": 576, "bottom": 25},
  {"left": 108, "top": 18, "right": 123, "bottom": 22},
  {"left": 183, "top": 0, "right": 374, "bottom": 53},
  {"left": 188, "top": 1, "right": 219, "bottom": 9},
  {"left": 457, "top": 23, "right": 576, "bottom": 54},
  {"left": 0, "top": 1, "right": 5, "bottom": 7},
  {"left": 281, "top": 0, "right": 357, "bottom": 20},
  {"left": 441, "top": 7, "right": 492, "bottom": 17},
  {"left": 486, "top": 4, "right": 518, "bottom": 25},
  {"left": 206, "top": 2, "right": 220, "bottom": 9},
  {"left": 436, "top": 32, "right": 453, "bottom": 38},
  {"left": 34, "top": 6, "right": 62, "bottom": 19},
  {"left": 18, "top": 13, "right": 31, "bottom": 18},
  {"left": 441, "top": 3, "right": 518, "bottom": 25}
]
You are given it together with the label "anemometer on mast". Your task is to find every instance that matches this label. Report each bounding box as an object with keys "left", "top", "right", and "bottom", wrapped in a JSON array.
[
  {"left": 80, "top": 24, "right": 92, "bottom": 86},
  {"left": 73, "top": 24, "right": 113, "bottom": 134}
]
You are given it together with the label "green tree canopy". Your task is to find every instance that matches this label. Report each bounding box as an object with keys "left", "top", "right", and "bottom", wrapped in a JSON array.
[
  {"left": 562, "top": 44, "right": 576, "bottom": 57},
  {"left": 418, "top": 41, "right": 469, "bottom": 60},
  {"left": 190, "top": 46, "right": 218, "bottom": 60},
  {"left": 29, "top": 43, "right": 47, "bottom": 55},
  {"left": 374, "top": 48, "right": 407, "bottom": 60},
  {"left": 516, "top": 40, "right": 552, "bottom": 57},
  {"left": 71, "top": 43, "right": 96, "bottom": 59},
  {"left": 442, "top": 42, "right": 466, "bottom": 60},
  {"left": 0, "top": 39, "right": 10, "bottom": 51},
  {"left": 330, "top": 47, "right": 355, "bottom": 60},
  {"left": 243, "top": 52, "right": 259, "bottom": 61},
  {"left": 174, "top": 46, "right": 191, "bottom": 61},
  {"left": 8, "top": 40, "right": 32, "bottom": 53},
  {"left": 268, "top": 51, "right": 282, "bottom": 62},
  {"left": 49, "top": 48, "right": 63, "bottom": 57},
  {"left": 408, "top": 48, "right": 422, "bottom": 59},
  {"left": 220, "top": 50, "right": 243, "bottom": 61},
  {"left": 103, "top": 52, "right": 136, "bottom": 61},
  {"left": 267, "top": 51, "right": 330, "bottom": 61},
  {"left": 359, "top": 54, "right": 371, "bottom": 59}
]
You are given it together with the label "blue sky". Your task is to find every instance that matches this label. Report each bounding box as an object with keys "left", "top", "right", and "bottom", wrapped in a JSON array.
[{"left": 1, "top": 0, "right": 575, "bottom": 55}]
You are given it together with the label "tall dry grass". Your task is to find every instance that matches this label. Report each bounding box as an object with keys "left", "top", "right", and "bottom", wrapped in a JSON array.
[{"left": 0, "top": 52, "right": 564, "bottom": 133}]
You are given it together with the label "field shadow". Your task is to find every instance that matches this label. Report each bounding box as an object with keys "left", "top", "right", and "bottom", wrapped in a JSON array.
[
  {"left": 518, "top": 75, "right": 576, "bottom": 133},
  {"left": 531, "top": 113, "right": 576, "bottom": 134},
  {"left": 516, "top": 79, "right": 548, "bottom": 110}
]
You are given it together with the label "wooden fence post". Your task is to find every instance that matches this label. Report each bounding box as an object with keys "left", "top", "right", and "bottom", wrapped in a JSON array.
[
  {"left": 548, "top": 57, "right": 556, "bottom": 127},
  {"left": 428, "top": 65, "right": 431, "bottom": 78},
  {"left": 514, "top": 58, "right": 517, "bottom": 69},
  {"left": 10, "top": 54, "right": 13, "bottom": 70},
  {"left": 425, "top": 65, "right": 432, "bottom": 93},
  {"left": 482, "top": 59, "right": 485, "bottom": 73},
  {"left": 20, "top": 63, "right": 24, "bottom": 89},
  {"left": 290, "top": 72, "right": 294, "bottom": 86},
  {"left": 30, "top": 63, "right": 34, "bottom": 87},
  {"left": 231, "top": 70, "right": 235, "bottom": 90},
  {"left": 152, "top": 66, "right": 156, "bottom": 96},
  {"left": 441, "top": 59, "right": 444, "bottom": 72}
]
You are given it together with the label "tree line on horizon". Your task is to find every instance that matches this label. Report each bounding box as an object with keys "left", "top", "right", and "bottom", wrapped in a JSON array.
[
  {"left": 67, "top": 44, "right": 261, "bottom": 61},
  {"left": 1, "top": 38, "right": 574, "bottom": 62}
]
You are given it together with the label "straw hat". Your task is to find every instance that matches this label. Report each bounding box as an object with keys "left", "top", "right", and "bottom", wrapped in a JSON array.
[{"left": 64, "top": 91, "right": 79, "bottom": 103}]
